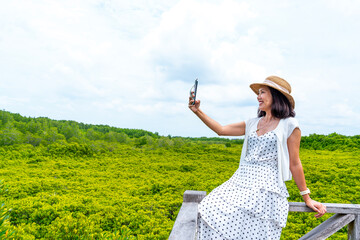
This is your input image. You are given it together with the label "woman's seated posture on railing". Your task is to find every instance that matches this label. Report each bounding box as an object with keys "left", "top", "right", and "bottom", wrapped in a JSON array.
[{"left": 188, "top": 76, "right": 327, "bottom": 239}]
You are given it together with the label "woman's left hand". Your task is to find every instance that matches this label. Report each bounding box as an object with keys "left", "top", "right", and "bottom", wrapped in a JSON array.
[{"left": 305, "top": 198, "right": 327, "bottom": 218}]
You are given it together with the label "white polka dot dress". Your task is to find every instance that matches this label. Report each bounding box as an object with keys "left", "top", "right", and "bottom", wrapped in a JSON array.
[{"left": 197, "top": 131, "right": 289, "bottom": 240}]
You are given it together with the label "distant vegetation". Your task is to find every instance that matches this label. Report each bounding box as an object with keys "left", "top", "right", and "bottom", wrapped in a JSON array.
[
  {"left": 0, "top": 110, "right": 244, "bottom": 150},
  {"left": 1, "top": 109, "right": 360, "bottom": 151},
  {"left": 0, "top": 109, "right": 359, "bottom": 239}
]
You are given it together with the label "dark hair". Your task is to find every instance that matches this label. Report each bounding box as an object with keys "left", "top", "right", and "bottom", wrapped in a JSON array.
[{"left": 257, "top": 87, "right": 295, "bottom": 118}]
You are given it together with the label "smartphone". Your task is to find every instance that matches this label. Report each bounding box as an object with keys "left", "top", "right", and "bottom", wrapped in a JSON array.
[{"left": 190, "top": 78, "right": 198, "bottom": 105}]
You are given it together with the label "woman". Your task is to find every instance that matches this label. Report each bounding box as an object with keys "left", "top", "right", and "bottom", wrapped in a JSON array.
[{"left": 188, "top": 76, "right": 326, "bottom": 239}]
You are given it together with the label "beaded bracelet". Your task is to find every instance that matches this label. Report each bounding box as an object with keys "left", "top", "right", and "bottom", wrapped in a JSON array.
[{"left": 300, "top": 188, "right": 310, "bottom": 196}]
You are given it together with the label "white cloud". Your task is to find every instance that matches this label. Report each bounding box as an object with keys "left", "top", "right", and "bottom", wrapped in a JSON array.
[
  {"left": 142, "top": 0, "right": 260, "bottom": 81},
  {"left": 0, "top": 0, "right": 359, "bottom": 137},
  {"left": 324, "top": 0, "right": 360, "bottom": 16}
]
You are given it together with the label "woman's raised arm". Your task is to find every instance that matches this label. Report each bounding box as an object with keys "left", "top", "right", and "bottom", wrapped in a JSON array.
[{"left": 188, "top": 95, "right": 245, "bottom": 136}]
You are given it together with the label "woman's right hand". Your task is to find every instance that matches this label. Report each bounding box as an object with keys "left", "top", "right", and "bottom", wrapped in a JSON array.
[{"left": 188, "top": 91, "right": 200, "bottom": 113}]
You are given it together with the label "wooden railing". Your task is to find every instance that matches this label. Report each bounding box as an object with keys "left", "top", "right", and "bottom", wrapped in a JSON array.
[{"left": 169, "top": 190, "right": 360, "bottom": 240}]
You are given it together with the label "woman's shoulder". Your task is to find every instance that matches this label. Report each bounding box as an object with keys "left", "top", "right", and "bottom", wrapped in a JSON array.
[
  {"left": 281, "top": 117, "right": 300, "bottom": 137},
  {"left": 246, "top": 117, "right": 260, "bottom": 127},
  {"left": 244, "top": 117, "right": 260, "bottom": 134},
  {"left": 283, "top": 117, "right": 299, "bottom": 127}
]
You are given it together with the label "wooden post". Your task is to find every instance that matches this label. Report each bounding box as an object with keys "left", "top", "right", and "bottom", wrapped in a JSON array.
[
  {"left": 183, "top": 190, "right": 207, "bottom": 203},
  {"left": 348, "top": 214, "right": 360, "bottom": 240},
  {"left": 169, "top": 191, "right": 206, "bottom": 240}
]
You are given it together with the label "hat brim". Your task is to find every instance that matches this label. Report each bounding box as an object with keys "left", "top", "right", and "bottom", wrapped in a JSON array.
[{"left": 250, "top": 83, "right": 295, "bottom": 109}]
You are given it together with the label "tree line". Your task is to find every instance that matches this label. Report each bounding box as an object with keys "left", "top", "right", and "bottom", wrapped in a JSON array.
[{"left": 1, "top": 110, "right": 359, "bottom": 151}]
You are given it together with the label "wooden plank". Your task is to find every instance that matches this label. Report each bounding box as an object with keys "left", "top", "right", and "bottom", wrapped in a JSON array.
[
  {"left": 183, "top": 190, "right": 207, "bottom": 203},
  {"left": 289, "top": 202, "right": 360, "bottom": 214},
  {"left": 348, "top": 214, "right": 360, "bottom": 240},
  {"left": 169, "top": 202, "right": 198, "bottom": 240},
  {"left": 299, "top": 213, "right": 355, "bottom": 240}
]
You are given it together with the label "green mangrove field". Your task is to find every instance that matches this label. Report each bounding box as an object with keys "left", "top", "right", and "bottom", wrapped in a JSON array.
[{"left": 0, "top": 110, "right": 359, "bottom": 239}]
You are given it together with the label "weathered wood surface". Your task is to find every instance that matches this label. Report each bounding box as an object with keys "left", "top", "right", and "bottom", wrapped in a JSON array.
[
  {"left": 348, "top": 214, "right": 360, "bottom": 240},
  {"left": 183, "top": 190, "right": 206, "bottom": 203},
  {"left": 289, "top": 202, "right": 360, "bottom": 214},
  {"left": 299, "top": 213, "right": 355, "bottom": 240},
  {"left": 168, "top": 202, "right": 199, "bottom": 240},
  {"left": 168, "top": 191, "right": 207, "bottom": 240}
]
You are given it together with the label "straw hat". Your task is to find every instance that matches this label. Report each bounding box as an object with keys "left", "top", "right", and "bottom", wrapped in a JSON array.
[{"left": 250, "top": 76, "right": 295, "bottom": 109}]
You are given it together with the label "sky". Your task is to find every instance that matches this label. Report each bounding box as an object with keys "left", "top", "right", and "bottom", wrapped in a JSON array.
[{"left": 1, "top": 0, "right": 360, "bottom": 138}]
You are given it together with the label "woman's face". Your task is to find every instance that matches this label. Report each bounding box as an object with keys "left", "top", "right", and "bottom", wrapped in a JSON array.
[{"left": 257, "top": 86, "right": 273, "bottom": 112}]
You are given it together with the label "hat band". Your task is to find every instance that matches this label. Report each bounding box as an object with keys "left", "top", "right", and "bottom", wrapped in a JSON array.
[{"left": 263, "top": 79, "right": 290, "bottom": 94}]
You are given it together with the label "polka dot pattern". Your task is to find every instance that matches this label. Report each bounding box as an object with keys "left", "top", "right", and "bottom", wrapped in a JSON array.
[{"left": 197, "top": 131, "right": 289, "bottom": 239}]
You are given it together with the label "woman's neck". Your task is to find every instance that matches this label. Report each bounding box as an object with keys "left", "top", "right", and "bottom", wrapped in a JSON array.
[{"left": 262, "top": 111, "right": 276, "bottom": 122}]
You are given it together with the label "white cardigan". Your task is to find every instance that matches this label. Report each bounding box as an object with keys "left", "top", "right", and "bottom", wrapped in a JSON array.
[{"left": 239, "top": 117, "right": 300, "bottom": 187}]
